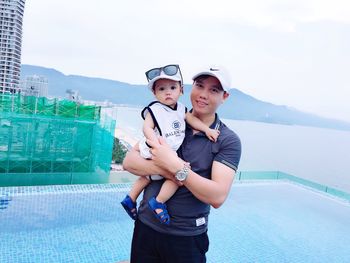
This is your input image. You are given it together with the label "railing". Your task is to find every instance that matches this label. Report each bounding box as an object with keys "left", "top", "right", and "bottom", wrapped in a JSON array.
[{"left": 237, "top": 171, "right": 350, "bottom": 202}]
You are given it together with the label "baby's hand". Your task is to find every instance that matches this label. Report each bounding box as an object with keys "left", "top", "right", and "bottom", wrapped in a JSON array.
[{"left": 205, "top": 128, "right": 220, "bottom": 142}]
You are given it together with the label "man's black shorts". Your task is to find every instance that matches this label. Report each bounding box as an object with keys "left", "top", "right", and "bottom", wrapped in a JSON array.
[{"left": 130, "top": 220, "right": 209, "bottom": 263}]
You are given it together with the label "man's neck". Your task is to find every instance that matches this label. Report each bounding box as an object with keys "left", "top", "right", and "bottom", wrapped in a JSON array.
[{"left": 192, "top": 112, "right": 216, "bottom": 127}]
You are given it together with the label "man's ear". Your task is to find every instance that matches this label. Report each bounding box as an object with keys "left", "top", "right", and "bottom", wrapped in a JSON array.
[{"left": 222, "top": 92, "right": 230, "bottom": 103}]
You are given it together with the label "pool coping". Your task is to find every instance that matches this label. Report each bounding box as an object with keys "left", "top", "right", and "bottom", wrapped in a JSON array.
[
  {"left": 1, "top": 171, "right": 349, "bottom": 203},
  {"left": 236, "top": 171, "right": 350, "bottom": 202}
]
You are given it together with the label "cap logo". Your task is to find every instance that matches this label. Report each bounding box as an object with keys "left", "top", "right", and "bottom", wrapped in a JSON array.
[{"left": 210, "top": 68, "right": 219, "bottom": 71}]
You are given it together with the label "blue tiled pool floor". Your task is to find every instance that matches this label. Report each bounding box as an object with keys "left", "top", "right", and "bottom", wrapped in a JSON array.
[
  {"left": 1, "top": 182, "right": 349, "bottom": 262},
  {"left": 1, "top": 221, "right": 132, "bottom": 262},
  {"left": 208, "top": 182, "right": 350, "bottom": 262}
]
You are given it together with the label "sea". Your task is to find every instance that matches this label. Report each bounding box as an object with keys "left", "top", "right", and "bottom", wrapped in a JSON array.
[{"left": 108, "top": 106, "right": 350, "bottom": 193}]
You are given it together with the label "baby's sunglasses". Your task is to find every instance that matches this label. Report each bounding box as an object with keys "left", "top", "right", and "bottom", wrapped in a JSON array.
[{"left": 145, "top": 64, "right": 182, "bottom": 81}]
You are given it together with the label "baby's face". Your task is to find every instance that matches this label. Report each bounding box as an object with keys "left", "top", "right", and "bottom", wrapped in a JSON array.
[{"left": 153, "top": 79, "right": 182, "bottom": 108}]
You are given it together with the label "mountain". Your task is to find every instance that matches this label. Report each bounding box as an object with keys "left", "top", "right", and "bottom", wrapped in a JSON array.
[{"left": 21, "top": 64, "right": 350, "bottom": 131}]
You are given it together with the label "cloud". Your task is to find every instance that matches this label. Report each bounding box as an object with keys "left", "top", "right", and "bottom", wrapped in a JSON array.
[{"left": 20, "top": 0, "right": 350, "bottom": 121}]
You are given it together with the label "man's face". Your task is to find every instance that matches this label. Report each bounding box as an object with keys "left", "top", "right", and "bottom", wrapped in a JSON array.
[{"left": 190, "top": 76, "right": 229, "bottom": 117}]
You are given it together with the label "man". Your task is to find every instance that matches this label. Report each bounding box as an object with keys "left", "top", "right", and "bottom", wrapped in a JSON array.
[{"left": 123, "top": 66, "right": 242, "bottom": 262}]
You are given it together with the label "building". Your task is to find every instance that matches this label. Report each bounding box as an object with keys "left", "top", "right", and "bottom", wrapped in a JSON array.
[
  {"left": 66, "top": 89, "right": 82, "bottom": 102},
  {"left": 0, "top": 0, "right": 26, "bottom": 94},
  {"left": 22, "top": 75, "right": 48, "bottom": 97}
]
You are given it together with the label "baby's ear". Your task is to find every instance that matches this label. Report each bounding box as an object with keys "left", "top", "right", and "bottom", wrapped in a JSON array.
[{"left": 180, "top": 86, "right": 184, "bottom": 94}]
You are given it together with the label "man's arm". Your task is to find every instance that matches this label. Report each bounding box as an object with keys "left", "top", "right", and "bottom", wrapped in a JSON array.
[
  {"left": 183, "top": 161, "right": 235, "bottom": 208},
  {"left": 147, "top": 137, "right": 235, "bottom": 208}
]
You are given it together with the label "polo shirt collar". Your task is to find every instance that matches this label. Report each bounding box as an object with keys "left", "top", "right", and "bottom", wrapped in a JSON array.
[
  {"left": 187, "top": 112, "right": 221, "bottom": 136},
  {"left": 210, "top": 113, "right": 221, "bottom": 130}
]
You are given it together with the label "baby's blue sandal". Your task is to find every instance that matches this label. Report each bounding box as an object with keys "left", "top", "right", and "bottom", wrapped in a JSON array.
[
  {"left": 121, "top": 195, "right": 137, "bottom": 220},
  {"left": 148, "top": 197, "right": 170, "bottom": 225}
]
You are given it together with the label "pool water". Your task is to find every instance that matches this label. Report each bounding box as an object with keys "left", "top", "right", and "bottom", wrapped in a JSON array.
[
  {"left": 209, "top": 182, "right": 350, "bottom": 262},
  {"left": 1, "top": 182, "right": 349, "bottom": 262}
]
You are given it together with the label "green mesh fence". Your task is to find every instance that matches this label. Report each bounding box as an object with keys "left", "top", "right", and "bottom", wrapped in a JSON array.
[
  {"left": 0, "top": 93, "right": 115, "bottom": 186},
  {"left": 0, "top": 93, "right": 101, "bottom": 120}
]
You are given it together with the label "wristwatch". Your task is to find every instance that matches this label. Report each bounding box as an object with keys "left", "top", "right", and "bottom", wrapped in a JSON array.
[{"left": 175, "top": 165, "right": 189, "bottom": 182}]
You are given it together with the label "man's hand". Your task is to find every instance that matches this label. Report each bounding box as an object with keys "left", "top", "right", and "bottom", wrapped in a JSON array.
[
  {"left": 123, "top": 142, "right": 172, "bottom": 180},
  {"left": 147, "top": 137, "right": 184, "bottom": 175}
]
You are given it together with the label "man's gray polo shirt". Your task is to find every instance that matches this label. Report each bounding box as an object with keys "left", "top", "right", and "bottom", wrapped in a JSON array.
[{"left": 138, "top": 114, "right": 242, "bottom": 236}]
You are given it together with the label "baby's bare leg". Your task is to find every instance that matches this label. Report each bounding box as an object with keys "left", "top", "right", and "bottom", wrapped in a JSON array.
[
  {"left": 129, "top": 177, "right": 150, "bottom": 202},
  {"left": 156, "top": 179, "right": 179, "bottom": 204}
]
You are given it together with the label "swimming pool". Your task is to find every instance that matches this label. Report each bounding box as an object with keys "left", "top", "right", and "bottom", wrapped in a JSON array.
[{"left": 1, "top": 181, "right": 349, "bottom": 262}]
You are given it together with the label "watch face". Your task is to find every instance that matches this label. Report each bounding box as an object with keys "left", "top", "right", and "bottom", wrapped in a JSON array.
[
  {"left": 176, "top": 167, "right": 188, "bottom": 181},
  {"left": 176, "top": 171, "right": 185, "bottom": 180}
]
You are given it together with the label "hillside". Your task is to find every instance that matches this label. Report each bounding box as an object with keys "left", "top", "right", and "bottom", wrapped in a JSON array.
[{"left": 21, "top": 64, "right": 350, "bottom": 131}]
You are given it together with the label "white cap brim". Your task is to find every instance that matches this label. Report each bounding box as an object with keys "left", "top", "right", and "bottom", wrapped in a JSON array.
[{"left": 192, "top": 66, "right": 231, "bottom": 92}]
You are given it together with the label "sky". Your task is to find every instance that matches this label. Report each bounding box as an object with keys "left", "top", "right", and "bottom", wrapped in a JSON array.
[{"left": 21, "top": 0, "right": 350, "bottom": 122}]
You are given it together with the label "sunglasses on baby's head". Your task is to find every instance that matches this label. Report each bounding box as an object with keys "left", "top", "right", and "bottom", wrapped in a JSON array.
[{"left": 145, "top": 64, "right": 181, "bottom": 81}]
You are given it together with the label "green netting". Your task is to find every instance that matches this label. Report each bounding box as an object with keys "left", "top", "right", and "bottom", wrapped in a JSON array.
[
  {"left": 0, "top": 93, "right": 115, "bottom": 186},
  {"left": 0, "top": 93, "right": 101, "bottom": 120},
  {"left": 78, "top": 104, "right": 101, "bottom": 120},
  {"left": 36, "top": 97, "right": 57, "bottom": 116},
  {"left": 0, "top": 93, "right": 13, "bottom": 112}
]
